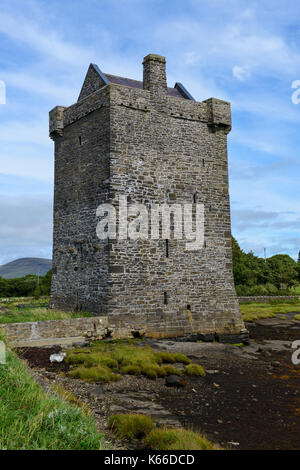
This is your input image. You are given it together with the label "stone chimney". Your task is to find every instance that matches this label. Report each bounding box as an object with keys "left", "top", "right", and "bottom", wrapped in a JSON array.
[{"left": 143, "top": 54, "right": 167, "bottom": 95}]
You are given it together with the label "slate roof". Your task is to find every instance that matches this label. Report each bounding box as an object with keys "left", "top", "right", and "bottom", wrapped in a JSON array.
[{"left": 104, "top": 73, "right": 193, "bottom": 100}]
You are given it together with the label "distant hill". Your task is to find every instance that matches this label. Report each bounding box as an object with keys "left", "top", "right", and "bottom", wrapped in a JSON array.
[{"left": 0, "top": 258, "right": 52, "bottom": 279}]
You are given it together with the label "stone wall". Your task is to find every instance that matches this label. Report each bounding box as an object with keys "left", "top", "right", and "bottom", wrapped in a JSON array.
[{"left": 1, "top": 317, "right": 109, "bottom": 347}]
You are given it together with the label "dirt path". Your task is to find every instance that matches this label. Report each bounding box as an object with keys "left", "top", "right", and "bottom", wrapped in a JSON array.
[{"left": 16, "top": 315, "right": 300, "bottom": 450}]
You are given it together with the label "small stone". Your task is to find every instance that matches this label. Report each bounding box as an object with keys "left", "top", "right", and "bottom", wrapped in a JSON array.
[
  {"left": 49, "top": 352, "right": 66, "bottom": 363},
  {"left": 165, "top": 375, "right": 186, "bottom": 388}
]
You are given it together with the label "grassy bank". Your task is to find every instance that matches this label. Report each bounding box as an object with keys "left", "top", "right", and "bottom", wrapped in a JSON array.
[
  {"left": 0, "top": 297, "right": 92, "bottom": 323},
  {"left": 240, "top": 300, "right": 300, "bottom": 322},
  {"left": 0, "top": 337, "right": 106, "bottom": 450}
]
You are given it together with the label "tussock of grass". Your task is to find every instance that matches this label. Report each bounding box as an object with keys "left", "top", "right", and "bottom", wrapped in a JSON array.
[
  {"left": 155, "top": 351, "right": 176, "bottom": 363},
  {"left": 172, "top": 353, "right": 191, "bottom": 364},
  {"left": 240, "top": 301, "right": 300, "bottom": 322},
  {"left": 0, "top": 347, "right": 105, "bottom": 449},
  {"left": 185, "top": 363, "right": 206, "bottom": 376},
  {"left": 160, "top": 365, "right": 183, "bottom": 376},
  {"left": 120, "top": 364, "right": 141, "bottom": 375},
  {"left": 108, "top": 413, "right": 154, "bottom": 440},
  {"left": 144, "top": 427, "right": 220, "bottom": 450},
  {"left": 294, "top": 314, "right": 300, "bottom": 321},
  {"left": 65, "top": 340, "right": 196, "bottom": 382},
  {"left": 69, "top": 365, "right": 122, "bottom": 383}
]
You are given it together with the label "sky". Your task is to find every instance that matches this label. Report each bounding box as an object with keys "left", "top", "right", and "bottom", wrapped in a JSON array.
[{"left": 0, "top": 0, "right": 299, "bottom": 265}]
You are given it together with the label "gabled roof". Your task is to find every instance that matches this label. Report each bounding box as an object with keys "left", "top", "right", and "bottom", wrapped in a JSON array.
[{"left": 78, "top": 63, "right": 195, "bottom": 102}]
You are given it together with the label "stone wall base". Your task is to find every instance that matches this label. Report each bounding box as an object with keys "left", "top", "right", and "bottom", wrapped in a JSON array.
[{"left": 1, "top": 313, "right": 248, "bottom": 348}]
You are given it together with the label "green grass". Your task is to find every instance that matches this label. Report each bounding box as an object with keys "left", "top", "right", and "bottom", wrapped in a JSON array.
[
  {"left": 185, "top": 363, "right": 206, "bottom": 376},
  {"left": 294, "top": 314, "right": 300, "bottom": 321},
  {"left": 0, "top": 297, "right": 92, "bottom": 324},
  {"left": 108, "top": 413, "right": 219, "bottom": 450},
  {"left": 240, "top": 301, "right": 300, "bottom": 322},
  {"left": 65, "top": 340, "right": 203, "bottom": 383},
  {"left": 0, "top": 338, "right": 106, "bottom": 449},
  {"left": 108, "top": 414, "right": 154, "bottom": 440},
  {"left": 69, "top": 365, "right": 122, "bottom": 383},
  {"left": 144, "top": 427, "right": 220, "bottom": 450}
]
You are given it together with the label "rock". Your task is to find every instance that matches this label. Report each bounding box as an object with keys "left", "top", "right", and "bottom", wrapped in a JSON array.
[
  {"left": 228, "top": 441, "right": 240, "bottom": 447},
  {"left": 165, "top": 375, "right": 186, "bottom": 388},
  {"left": 49, "top": 352, "right": 66, "bottom": 363},
  {"left": 91, "top": 384, "right": 104, "bottom": 397}
]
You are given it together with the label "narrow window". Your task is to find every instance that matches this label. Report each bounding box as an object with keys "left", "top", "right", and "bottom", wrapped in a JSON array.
[
  {"left": 128, "top": 123, "right": 131, "bottom": 133},
  {"left": 164, "top": 292, "right": 168, "bottom": 305},
  {"left": 202, "top": 158, "right": 205, "bottom": 167},
  {"left": 165, "top": 239, "right": 169, "bottom": 258},
  {"left": 78, "top": 136, "right": 82, "bottom": 145},
  {"left": 187, "top": 304, "right": 191, "bottom": 311},
  {"left": 193, "top": 193, "right": 196, "bottom": 204}
]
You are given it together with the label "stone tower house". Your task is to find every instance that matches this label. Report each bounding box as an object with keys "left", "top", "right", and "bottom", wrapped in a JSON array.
[{"left": 49, "top": 54, "right": 246, "bottom": 340}]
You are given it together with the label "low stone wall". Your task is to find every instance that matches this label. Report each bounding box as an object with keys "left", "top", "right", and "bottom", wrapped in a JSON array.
[
  {"left": 0, "top": 317, "right": 109, "bottom": 347},
  {"left": 238, "top": 295, "right": 300, "bottom": 303},
  {"left": 1, "top": 309, "right": 248, "bottom": 347}
]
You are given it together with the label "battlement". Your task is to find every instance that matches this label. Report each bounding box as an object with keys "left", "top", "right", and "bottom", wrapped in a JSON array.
[{"left": 49, "top": 54, "right": 231, "bottom": 138}]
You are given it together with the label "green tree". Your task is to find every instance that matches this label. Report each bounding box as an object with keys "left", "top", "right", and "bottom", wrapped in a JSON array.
[{"left": 266, "top": 255, "right": 298, "bottom": 289}]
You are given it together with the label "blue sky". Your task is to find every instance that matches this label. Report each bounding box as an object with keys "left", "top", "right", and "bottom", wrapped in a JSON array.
[{"left": 0, "top": 0, "right": 299, "bottom": 264}]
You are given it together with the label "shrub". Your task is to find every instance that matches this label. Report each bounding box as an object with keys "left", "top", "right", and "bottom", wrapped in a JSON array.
[
  {"left": 108, "top": 414, "right": 154, "bottom": 440},
  {"left": 185, "top": 363, "right": 206, "bottom": 377}
]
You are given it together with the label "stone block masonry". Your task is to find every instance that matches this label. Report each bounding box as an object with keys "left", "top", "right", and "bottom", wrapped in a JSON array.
[
  {"left": 0, "top": 317, "right": 108, "bottom": 348},
  {"left": 49, "top": 53, "right": 247, "bottom": 341}
]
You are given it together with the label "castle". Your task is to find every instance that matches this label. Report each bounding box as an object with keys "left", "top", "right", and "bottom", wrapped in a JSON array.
[{"left": 49, "top": 53, "right": 246, "bottom": 341}]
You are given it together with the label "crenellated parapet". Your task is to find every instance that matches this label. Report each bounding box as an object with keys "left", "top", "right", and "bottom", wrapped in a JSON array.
[{"left": 49, "top": 106, "right": 66, "bottom": 139}]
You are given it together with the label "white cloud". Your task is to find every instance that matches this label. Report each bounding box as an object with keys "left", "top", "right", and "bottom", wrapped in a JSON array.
[{"left": 232, "top": 65, "right": 250, "bottom": 81}]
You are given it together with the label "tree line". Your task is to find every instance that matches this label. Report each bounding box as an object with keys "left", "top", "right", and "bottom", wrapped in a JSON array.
[
  {"left": 0, "top": 269, "right": 52, "bottom": 298},
  {"left": 0, "top": 239, "right": 299, "bottom": 298},
  {"left": 232, "top": 237, "right": 300, "bottom": 296}
]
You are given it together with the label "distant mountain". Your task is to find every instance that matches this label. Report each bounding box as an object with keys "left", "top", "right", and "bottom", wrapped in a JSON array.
[{"left": 0, "top": 258, "right": 52, "bottom": 279}]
